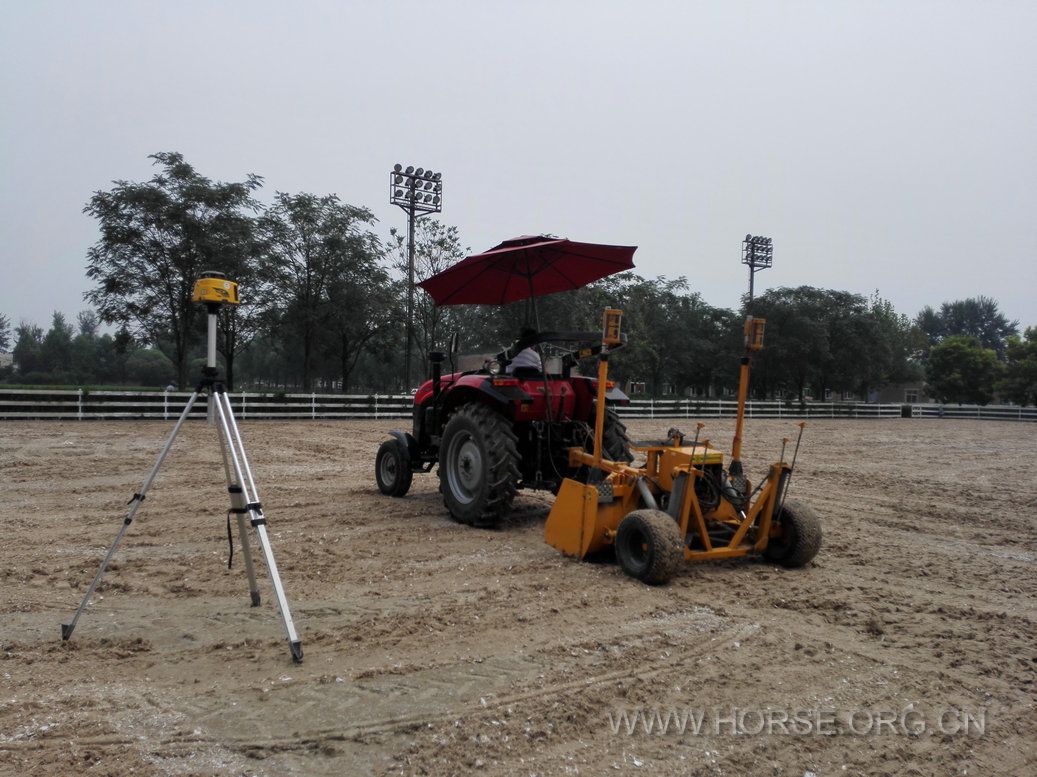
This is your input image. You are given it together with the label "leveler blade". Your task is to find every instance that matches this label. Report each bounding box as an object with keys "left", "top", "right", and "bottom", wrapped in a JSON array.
[{"left": 544, "top": 478, "right": 605, "bottom": 559}]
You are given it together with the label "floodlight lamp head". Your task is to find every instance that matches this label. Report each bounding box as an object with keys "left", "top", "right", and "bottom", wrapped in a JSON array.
[
  {"left": 404, "top": 165, "right": 414, "bottom": 174},
  {"left": 192, "top": 272, "right": 240, "bottom": 307},
  {"left": 394, "top": 163, "right": 402, "bottom": 172}
]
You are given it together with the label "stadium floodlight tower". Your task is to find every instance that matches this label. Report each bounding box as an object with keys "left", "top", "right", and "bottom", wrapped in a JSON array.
[
  {"left": 390, "top": 163, "right": 443, "bottom": 390},
  {"left": 741, "top": 233, "right": 773, "bottom": 311}
]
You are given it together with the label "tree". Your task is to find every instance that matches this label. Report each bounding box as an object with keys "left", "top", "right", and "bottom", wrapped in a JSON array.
[
  {"left": 868, "top": 292, "right": 925, "bottom": 387},
  {"left": 0, "top": 313, "right": 10, "bottom": 352},
  {"left": 925, "top": 335, "right": 1003, "bottom": 404},
  {"left": 40, "top": 312, "right": 74, "bottom": 375},
  {"left": 323, "top": 243, "right": 397, "bottom": 393},
  {"left": 391, "top": 219, "right": 469, "bottom": 385},
  {"left": 749, "top": 287, "right": 844, "bottom": 401},
  {"left": 916, "top": 296, "right": 1018, "bottom": 358},
  {"left": 127, "top": 348, "right": 176, "bottom": 386},
  {"left": 76, "top": 310, "right": 100, "bottom": 337},
  {"left": 12, "top": 322, "right": 44, "bottom": 375},
  {"left": 997, "top": 327, "right": 1037, "bottom": 406},
  {"left": 260, "top": 193, "right": 379, "bottom": 391},
  {"left": 84, "top": 152, "right": 262, "bottom": 388}
]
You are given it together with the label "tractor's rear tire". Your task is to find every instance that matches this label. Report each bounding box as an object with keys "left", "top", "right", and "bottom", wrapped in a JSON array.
[
  {"left": 577, "top": 407, "right": 634, "bottom": 482},
  {"left": 375, "top": 439, "right": 412, "bottom": 497},
  {"left": 615, "top": 509, "right": 683, "bottom": 585},
  {"left": 764, "top": 499, "right": 822, "bottom": 567},
  {"left": 602, "top": 406, "right": 634, "bottom": 463},
  {"left": 439, "top": 403, "right": 520, "bottom": 528}
]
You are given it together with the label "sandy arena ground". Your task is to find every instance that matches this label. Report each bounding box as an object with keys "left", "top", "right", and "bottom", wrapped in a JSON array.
[{"left": 0, "top": 417, "right": 1034, "bottom": 776}]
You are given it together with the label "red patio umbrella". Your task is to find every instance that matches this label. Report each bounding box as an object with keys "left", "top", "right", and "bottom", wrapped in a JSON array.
[{"left": 417, "top": 236, "right": 637, "bottom": 309}]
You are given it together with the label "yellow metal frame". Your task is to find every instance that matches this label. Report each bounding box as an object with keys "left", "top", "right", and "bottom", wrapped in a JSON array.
[{"left": 544, "top": 308, "right": 790, "bottom": 564}]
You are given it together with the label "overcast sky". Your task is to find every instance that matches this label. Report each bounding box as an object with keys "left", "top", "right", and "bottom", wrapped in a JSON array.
[{"left": 2, "top": 1, "right": 1034, "bottom": 335}]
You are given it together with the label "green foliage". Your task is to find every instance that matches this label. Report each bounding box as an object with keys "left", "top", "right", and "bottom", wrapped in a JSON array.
[
  {"left": 126, "top": 348, "right": 176, "bottom": 386},
  {"left": 390, "top": 219, "right": 469, "bottom": 383},
  {"left": 12, "top": 323, "right": 44, "bottom": 374},
  {"left": 915, "top": 296, "right": 1018, "bottom": 358},
  {"left": 84, "top": 152, "right": 262, "bottom": 388},
  {"left": 925, "top": 335, "right": 1003, "bottom": 404},
  {"left": 40, "top": 312, "right": 74, "bottom": 374},
  {"left": 0, "top": 313, "right": 10, "bottom": 352},
  {"left": 996, "top": 327, "right": 1037, "bottom": 406},
  {"left": 260, "top": 192, "right": 384, "bottom": 391},
  {"left": 747, "top": 287, "right": 920, "bottom": 401}
]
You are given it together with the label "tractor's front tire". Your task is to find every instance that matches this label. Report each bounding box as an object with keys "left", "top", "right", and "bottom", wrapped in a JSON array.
[
  {"left": 439, "top": 403, "right": 520, "bottom": 528},
  {"left": 376, "top": 438, "right": 413, "bottom": 497},
  {"left": 615, "top": 509, "right": 684, "bottom": 585},
  {"left": 764, "top": 499, "right": 822, "bottom": 567}
]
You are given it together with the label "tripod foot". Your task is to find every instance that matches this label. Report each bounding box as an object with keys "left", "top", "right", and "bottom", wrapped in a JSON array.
[
  {"left": 290, "top": 640, "right": 304, "bottom": 664},
  {"left": 250, "top": 591, "right": 261, "bottom": 607},
  {"left": 61, "top": 623, "right": 74, "bottom": 641}
]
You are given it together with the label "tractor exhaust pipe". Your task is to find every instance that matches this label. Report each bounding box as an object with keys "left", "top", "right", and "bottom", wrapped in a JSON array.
[{"left": 429, "top": 351, "right": 446, "bottom": 399}]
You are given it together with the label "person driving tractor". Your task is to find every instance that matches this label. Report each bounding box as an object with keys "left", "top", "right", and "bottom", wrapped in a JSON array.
[{"left": 505, "top": 327, "right": 543, "bottom": 374}]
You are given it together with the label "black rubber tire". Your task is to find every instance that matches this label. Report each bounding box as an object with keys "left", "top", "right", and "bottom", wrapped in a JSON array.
[
  {"left": 764, "top": 498, "right": 822, "bottom": 567},
  {"left": 602, "top": 406, "right": 634, "bottom": 463},
  {"left": 439, "top": 403, "right": 520, "bottom": 528},
  {"left": 580, "top": 406, "right": 634, "bottom": 468},
  {"left": 375, "top": 438, "right": 412, "bottom": 497},
  {"left": 615, "top": 509, "right": 684, "bottom": 585}
]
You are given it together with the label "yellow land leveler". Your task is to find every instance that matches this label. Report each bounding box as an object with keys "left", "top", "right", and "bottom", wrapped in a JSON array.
[{"left": 544, "top": 309, "right": 821, "bottom": 584}]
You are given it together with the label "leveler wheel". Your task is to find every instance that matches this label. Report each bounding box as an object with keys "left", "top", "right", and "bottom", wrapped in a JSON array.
[
  {"left": 376, "top": 439, "right": 413, "bottom": 497},
  {"left": 615, "top": 509, "right": 684, "bottom": 585},
  {"left": 764, "top": 499, "right": 822, "bottom": 567}
]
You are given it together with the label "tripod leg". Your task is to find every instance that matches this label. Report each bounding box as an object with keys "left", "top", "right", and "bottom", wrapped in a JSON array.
[
  {"left": 62, "top": 391, "right": 203, "bottom": 641},
  {"left": 216, "top": 431, "right": 261, "bottom": 606},
  {"left": 213, "top": 390, "right": 303, "bottom": 663}
]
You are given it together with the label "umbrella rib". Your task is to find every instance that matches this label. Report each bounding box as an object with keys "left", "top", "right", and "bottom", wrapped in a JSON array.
[
  {"left": 552, "top": 247, "right": 636, "bottom": 266},
  {"left": 435, "top": 258, "right": 503, "bottom": 305}
]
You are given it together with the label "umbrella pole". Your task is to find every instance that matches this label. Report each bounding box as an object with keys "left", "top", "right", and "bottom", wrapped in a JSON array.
[{"left": 526, "top": 273, "right": 540, "bottom": 330}]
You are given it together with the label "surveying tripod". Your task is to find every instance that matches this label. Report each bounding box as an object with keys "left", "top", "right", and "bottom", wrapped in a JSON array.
[{"left": 61, "top": 273, "right": 303, "bottom": 663}]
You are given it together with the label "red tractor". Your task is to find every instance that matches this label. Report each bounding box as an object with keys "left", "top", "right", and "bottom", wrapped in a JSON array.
[{"left": 375, "top": 330, "right": 634, "bottom": 527}]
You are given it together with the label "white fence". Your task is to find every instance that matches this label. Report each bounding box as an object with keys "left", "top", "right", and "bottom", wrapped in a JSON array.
[
  {"left": 621, "top": 398, "right": 905, "bottom": 420},
  {"left": 0, "top": 389, "right": 413, "bottom": 421},
  {"left": 1, "top": 388, "right": 1034, "bottom": 422}
]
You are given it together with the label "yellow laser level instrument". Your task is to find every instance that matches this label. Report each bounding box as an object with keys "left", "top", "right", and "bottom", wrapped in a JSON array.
[{"left": 192, "top": 273, "right": 240, "bottom": 306}]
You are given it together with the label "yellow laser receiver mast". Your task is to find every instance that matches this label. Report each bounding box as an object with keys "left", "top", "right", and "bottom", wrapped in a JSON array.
[
  {"left": 591, "top": 309, "right": 623, "bottom": 465},
  {"left": 730, "top": 316, "right": 765, "bottom": 467},
  {"left": 192, "top": 273, "right": 240, "bottom": 307}
]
